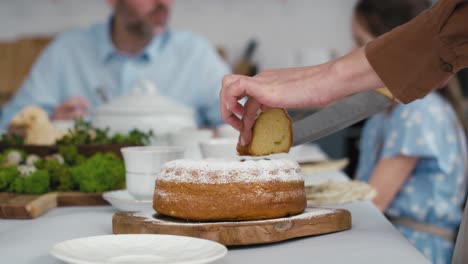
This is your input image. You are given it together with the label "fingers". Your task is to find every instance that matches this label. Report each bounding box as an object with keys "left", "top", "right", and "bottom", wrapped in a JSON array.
[
  {"left": 63, "top": 97, "right": 90, "bottom": 109},
  {"left": 220, "top": 75, "right": 241, "bottom": 130},
  {"left": 225, "top": 76, "right": 256, "bottom": 115},
  {"left": 221, "top": 74, "right": 269, "bottom": 138},
  {"left": 53, "top": 97, "right": 90, "bottom": 120},
  {"left": 53, "top": 107, "right": 85, "bottom": 120},
  {"left": 227, "top": 100, "right": 245, "bottom": 118},
  {"left": 220, "top": 74, "right": 252, "bottom": 130},
  {"left": 260, "top": 104, "right": 273, "bottom": 112},
  {"left": 239, "top": 98, "right": 262, "bottom": 146},
  {"left": 224, "top": 114, "right": 242, "bottom": 132}
]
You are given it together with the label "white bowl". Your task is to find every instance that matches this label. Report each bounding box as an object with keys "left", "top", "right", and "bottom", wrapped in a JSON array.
[
  {"left": 121, "top": 146, "right": 185, "bottom": 200},
  {"left": 199, "top": 138, "right": 238, "bottom": 160}
]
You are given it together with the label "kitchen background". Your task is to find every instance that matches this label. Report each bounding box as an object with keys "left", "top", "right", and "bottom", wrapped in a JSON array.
[
  {"left": 0, "top": 0, "right": 466, "bottom": 174},
  {"left": 0, "top": 0, "right": 356, "bottom": 67}
]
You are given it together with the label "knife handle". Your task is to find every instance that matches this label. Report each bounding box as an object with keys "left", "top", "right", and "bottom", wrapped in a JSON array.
[{"left": 376, "top": 87, "right": 393, "bottom": 99}]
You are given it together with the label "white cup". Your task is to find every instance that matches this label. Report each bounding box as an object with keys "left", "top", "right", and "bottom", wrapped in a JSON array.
[
  {"left": 168, "top": 129, "right": 213, "bottom": 160},
  {"left": 199, "top": 138, "right": 239, "bottom": 160},
  {"left": 121, "top": 146, "right": 184, "bottom": 200}
]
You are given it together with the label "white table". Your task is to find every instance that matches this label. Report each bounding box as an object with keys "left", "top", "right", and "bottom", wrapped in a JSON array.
[{"left": 0, "top": 172, "right": 429, "bottom": 264}]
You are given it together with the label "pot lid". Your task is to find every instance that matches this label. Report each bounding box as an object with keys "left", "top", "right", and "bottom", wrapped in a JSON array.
[{"left": 96, "top": 80, "right": 194, "bottom": 117}]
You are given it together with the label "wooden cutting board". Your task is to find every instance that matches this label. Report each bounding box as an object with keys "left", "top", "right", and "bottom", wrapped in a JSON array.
[
  {"left": 113, "top": 207, "right": 351, "bottom": 246},
  {"left": 0, "top": 192, "right": 108, "bottom": 219}
]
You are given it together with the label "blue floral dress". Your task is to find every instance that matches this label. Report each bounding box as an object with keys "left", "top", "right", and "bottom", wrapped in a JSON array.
[{"left": 356, "top": 93, "right": 467, "bottom": 264}]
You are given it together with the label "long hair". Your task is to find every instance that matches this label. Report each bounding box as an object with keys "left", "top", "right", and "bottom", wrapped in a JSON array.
[{"left": 356, "top": 0, "right": 468, "bottom": 134}]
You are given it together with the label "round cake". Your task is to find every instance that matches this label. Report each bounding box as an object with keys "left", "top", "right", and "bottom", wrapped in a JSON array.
[{"left": 153, "top": 159, "right": 306, "bottom": 221}]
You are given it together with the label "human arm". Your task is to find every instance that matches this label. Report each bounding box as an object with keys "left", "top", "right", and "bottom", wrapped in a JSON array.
[
  {"left": 366, "top": 0, "right": 468, "bottom": 103},
  {"left": 221, "top": 47, "right": 384, "bottom": 144},
  {"left": 368, "top": 156, "right": 418, "bottom": 211},
  {"left": 0, "top": 37, "right": 88, "bottom": 128},
  {"left": 221, "top": 0, "right": 468, "bottom": 146}
]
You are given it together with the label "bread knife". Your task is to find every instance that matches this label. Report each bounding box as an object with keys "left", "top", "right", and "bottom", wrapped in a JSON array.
[{"left": 292, "top": 88, "right": 393, "bottom": 146}]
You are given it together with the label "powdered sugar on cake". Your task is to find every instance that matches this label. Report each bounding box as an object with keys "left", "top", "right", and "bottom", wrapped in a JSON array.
[{"left": 158, "top": 159, "right": 303, "bottom": 184}]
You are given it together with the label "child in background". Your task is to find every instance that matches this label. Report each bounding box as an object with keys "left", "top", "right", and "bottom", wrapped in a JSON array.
[{"left": 353, "top": 0, "right": 468, "bottom": 263}]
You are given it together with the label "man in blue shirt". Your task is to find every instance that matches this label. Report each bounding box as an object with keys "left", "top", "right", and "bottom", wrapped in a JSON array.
[{"left": 0, "top": 0, "right": 230, "bottom": 128}]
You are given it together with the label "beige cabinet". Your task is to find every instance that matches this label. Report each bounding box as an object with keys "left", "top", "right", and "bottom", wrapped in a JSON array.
[{"left": 0, "top": 37, "right": 52, "bottom": 106}]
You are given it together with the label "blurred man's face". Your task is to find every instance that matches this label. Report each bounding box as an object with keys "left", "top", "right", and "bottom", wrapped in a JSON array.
[{"left": 110, "top": 0, "right": 173, "bottom": 38}]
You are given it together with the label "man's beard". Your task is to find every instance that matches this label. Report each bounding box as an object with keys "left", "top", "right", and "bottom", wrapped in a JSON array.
[
  {"left": 125, "top": 21, "right": 153, "bottom": 39},
  {"left": 125, "top": 4, "right": 169, "bottom": 39}
]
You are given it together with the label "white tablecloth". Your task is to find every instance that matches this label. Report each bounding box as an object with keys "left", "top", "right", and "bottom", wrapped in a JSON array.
[{"left": 0, "top": 172, "right": 429, "bottom": 264}]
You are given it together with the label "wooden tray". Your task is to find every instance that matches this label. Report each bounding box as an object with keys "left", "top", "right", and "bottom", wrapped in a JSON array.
[
  {"left": 0, "top": 192, "right": 108, "bottom": 219},
  {"left": 113, "top": 207, "right": 351, "bottom": 246}
]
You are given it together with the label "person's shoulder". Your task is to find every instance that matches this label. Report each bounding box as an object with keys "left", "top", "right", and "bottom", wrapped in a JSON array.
[
  {"left": 47, "top": 21, "right": 106, "bottom": 52},
  {"left": 394, "top": 93, "right": 439, "bottom": 111},
  {"left": 390, "top": 93, "right": 448, "bottom": 122},
  {"left": 170, "top": 31, "right": 211, "bottom": 45}
]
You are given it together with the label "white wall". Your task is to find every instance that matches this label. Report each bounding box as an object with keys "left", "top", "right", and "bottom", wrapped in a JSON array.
[
  {"left": 0, "top": 0, "right": 357, "bottom": 68},
  {"left": 0, "top": 0, "right": 111, "bottom": 39},
  {"left": 172, "top": 0, "right": 357, "bottom": 68}
]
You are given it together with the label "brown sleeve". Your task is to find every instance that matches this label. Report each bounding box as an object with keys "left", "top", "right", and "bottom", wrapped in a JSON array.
[{"left": 365, "top": 0, "right": 468, "bottom": 103}]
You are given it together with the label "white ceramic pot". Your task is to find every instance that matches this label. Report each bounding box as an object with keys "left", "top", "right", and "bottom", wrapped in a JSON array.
[{"left": 92, "top": 80, "right": 197, "bottom": 145}]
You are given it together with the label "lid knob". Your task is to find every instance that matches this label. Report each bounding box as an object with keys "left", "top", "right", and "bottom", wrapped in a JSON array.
[{"left": 132, "top": 80, "right": 159, "bottom": 96}]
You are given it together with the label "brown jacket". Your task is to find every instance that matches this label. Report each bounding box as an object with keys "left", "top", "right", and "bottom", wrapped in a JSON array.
[
  {"left": 366, "top": 0, "right": 468, "bottom": 104},
  {"left": 366, "top": 1, "right": 468, "bottom": 263}
]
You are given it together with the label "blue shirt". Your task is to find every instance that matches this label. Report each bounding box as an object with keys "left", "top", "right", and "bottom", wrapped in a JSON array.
[
  {"left": 356, "top": 93, "right": 467, "bottom": 263},
  {"left": 0, "top": 18, "right": 230, "bottom": 128}
]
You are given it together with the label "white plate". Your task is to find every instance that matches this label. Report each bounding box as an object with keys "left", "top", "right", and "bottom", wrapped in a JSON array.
[
  {"left": 50, "top": 234, "right": 227, "bottom": 264},
  {"left": 304, "top": 171, "right": 349, "bottom": 186},
  {"left": 103, "top": 190, "right": 153, "bottom": 212},
  {"left": 240, "top": 144, "right": 328, "bottom": 163}
]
